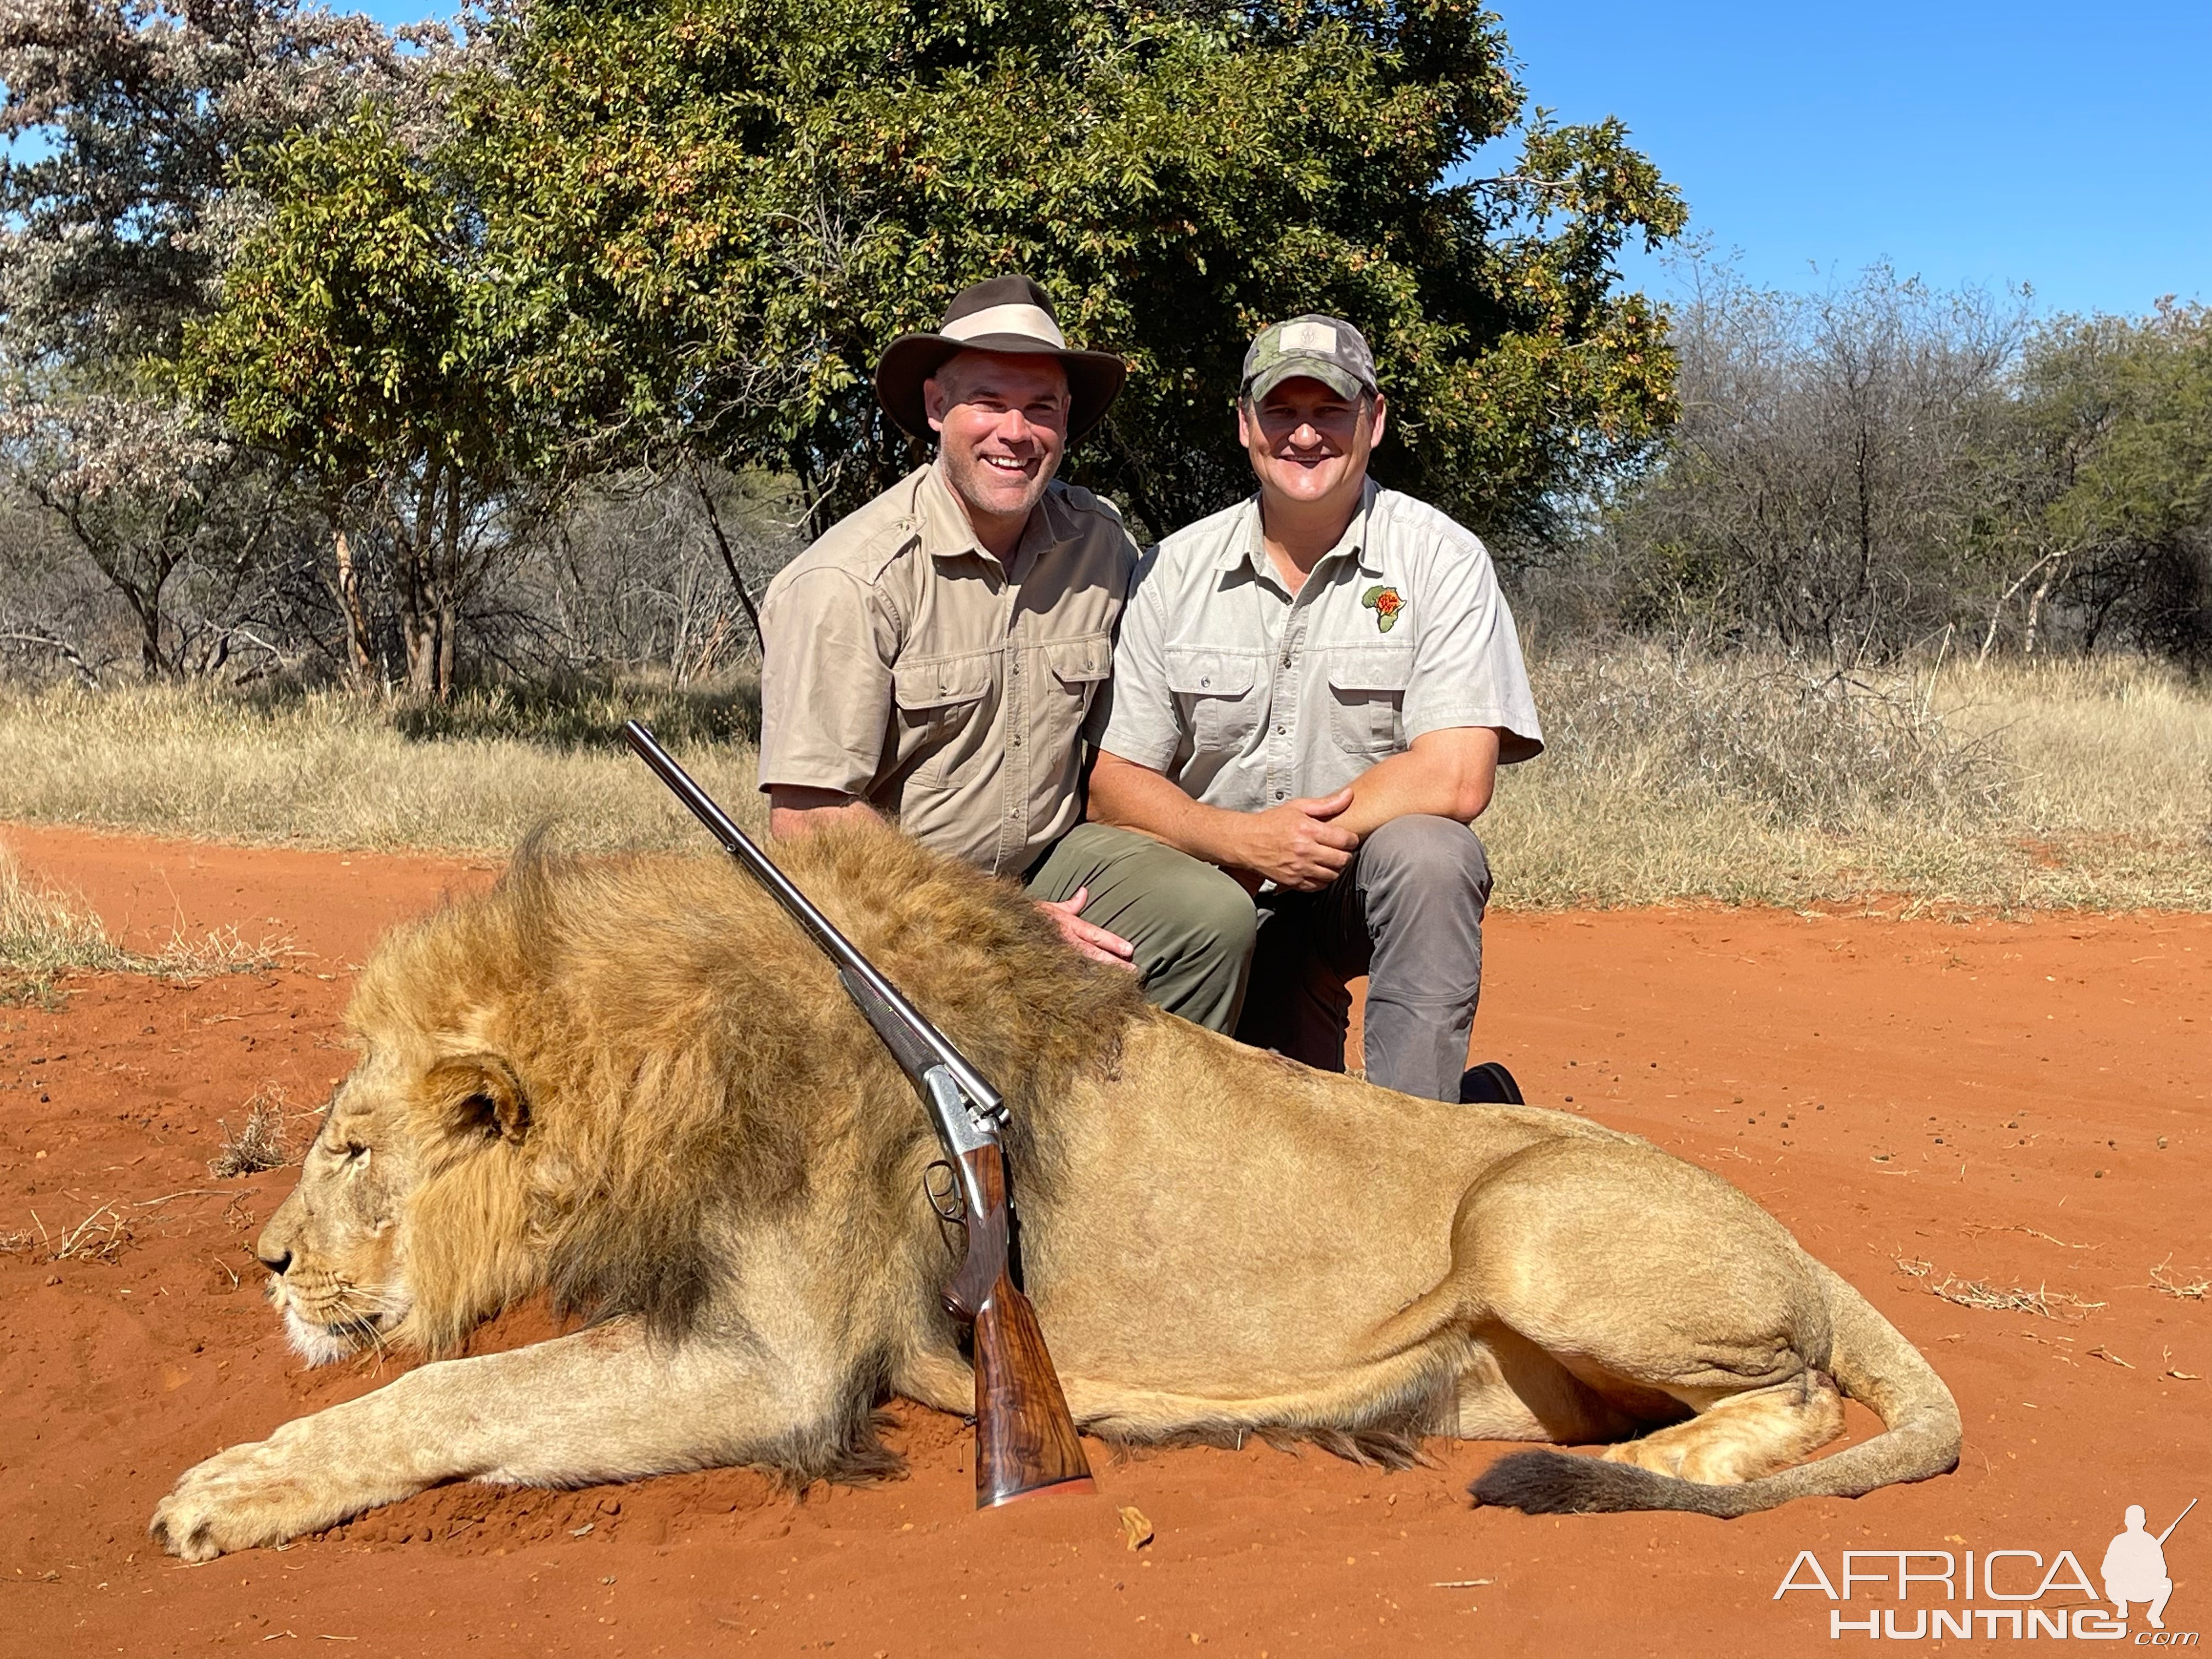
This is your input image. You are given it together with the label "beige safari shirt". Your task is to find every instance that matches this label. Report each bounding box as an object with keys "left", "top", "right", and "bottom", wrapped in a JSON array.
[
  {"left": 758, "top": 462, "right": 1138, "bottom": 876},
  {"left": 1097, "top": 482, "right": 1542, "bottom": 811}
]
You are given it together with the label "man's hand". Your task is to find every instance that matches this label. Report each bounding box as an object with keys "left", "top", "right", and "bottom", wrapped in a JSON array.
[
  {"left": 1036, "top": 887, "right": 1138, "bottom": 970},
  {"left": 1233, "top": 787, "right": 1358, "bottom": 891}
]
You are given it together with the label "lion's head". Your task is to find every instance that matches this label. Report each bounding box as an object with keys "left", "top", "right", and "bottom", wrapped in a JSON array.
[
  {"left": 251, "top": 825, "right": 1144, "bottom": 1367},
  {"left": 255, "top": 1039, "right": 533, "bottom": 1364}
]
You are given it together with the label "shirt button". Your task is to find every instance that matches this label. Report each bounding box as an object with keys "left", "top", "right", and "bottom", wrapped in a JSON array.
[
  {"left": 1275, "top": 726, "right": 1286, "bottom": 735},
  {"left": 1274, "top": 790, "right": 1286, "bottom": 800},
  {"left": 1199, "top": 677, "right": 1210, "bottom": 689}
]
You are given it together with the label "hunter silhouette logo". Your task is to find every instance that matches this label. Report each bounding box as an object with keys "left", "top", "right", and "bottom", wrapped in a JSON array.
[
  {"left": 1772, "top": 1496, "right": 2197, "bottom": 1641},
  {"left": 1361, "top": 585, "right": 1404, "bottom": 633},
  {"left": 2106, "top": 1500, "right": 2192, "bottom": 1630}
]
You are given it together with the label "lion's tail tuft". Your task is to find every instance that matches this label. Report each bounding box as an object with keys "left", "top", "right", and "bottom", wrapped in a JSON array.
[{"left": 1468, "top": 1449, "right": 1751, "bottom": 1516}]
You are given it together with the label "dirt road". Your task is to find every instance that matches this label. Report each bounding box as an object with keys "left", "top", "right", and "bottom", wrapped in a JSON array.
[{"left": 2, "top": 824, "right": 2204, "bottom": 1656}]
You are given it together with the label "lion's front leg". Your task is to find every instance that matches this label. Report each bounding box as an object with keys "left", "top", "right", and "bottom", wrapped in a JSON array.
[{"left": 151, "top": 1319, "right": 797, "bottom": 1561}]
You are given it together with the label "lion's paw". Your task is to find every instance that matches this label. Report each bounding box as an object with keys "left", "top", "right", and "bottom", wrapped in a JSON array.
[{"left": 150, "top": 1438, "right": 351, "bottom": 1562}]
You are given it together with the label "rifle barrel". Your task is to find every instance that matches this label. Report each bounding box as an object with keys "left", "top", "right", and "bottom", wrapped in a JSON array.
[
  {"left": 2158, "top": 1497, "right": 2196, "bottom": 1545},
  {"left": 620, "top": 721, "right": 1003, "bottom": 1119}
]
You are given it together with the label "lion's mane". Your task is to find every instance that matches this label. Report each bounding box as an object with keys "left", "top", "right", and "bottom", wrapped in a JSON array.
[{"left": 351, "top": 821, "right": 1147, "bottom": 1357}]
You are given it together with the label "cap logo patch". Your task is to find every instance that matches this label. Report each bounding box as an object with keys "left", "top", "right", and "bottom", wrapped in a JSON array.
[
  {"left": 1361, "top": 585, "right": 1404, "bottom": 633},
  {"left": 1280, "top": 320, "right": 1338, "bottom": 354}
]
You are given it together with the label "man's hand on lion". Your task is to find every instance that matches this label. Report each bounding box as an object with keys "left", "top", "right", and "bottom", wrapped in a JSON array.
[
  {"left": 1234, "top": 786, "right": 1358, "bottom": 890},
  {"left": 1036, "top": 886, "right": 1137, "bottom": 969}
]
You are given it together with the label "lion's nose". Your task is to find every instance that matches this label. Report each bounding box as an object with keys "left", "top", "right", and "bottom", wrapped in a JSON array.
[{"left": 255, "top": 1240, "right": 291, "bottom": 1274}]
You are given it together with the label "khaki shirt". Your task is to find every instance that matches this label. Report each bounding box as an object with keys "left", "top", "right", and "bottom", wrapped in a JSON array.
[
  {"left": 758, "top": 463, "right": 1138, "bottom": 876},
  {"left": 1097, "top": 482, "right": 1542, "bottom": 812}
]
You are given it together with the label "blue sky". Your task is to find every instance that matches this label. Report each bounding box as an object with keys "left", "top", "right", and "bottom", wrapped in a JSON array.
[
  {"left": 357, "top": 0, "right": 2209, "bottom": 319},
  {"left": 1488, "top": 1, "right": 2210, "bottom": 318}
]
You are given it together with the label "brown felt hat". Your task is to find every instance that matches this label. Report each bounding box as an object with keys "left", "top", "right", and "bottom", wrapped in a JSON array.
[{"left": 874, "top": 275, "right": 1127, "bottom": 444}]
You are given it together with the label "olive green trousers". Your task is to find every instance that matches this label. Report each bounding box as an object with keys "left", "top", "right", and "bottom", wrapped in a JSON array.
[{"left": 1023, "top": 822, "right": 1257, "bottom": 1034}]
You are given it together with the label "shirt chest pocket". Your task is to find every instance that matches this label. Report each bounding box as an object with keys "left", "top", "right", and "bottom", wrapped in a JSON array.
[
  {"left": 1164, "top": 646, "right": 1266, "bottom": 755},
  {"left": 1326, "top": 646, "right": 1414, "bottom": 755},
  {"left": 890, "top": 650, "right": 995, "bottom": 785},
  {"left": 1041, "top": 633, "right": 1113, "bottom": 746}
]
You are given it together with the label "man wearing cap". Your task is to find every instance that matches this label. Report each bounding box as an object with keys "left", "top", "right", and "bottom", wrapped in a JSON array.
[
  {"left": 1086, "top": 314, "right": 1544, "bottom": 1103},
  {"left": 758, "top": 274, "right": 1258, "bottom": 1030}
]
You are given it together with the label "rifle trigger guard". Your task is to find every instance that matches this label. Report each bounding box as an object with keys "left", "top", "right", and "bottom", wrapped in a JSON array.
[{"left": 924, "top": 1159, "right": 966, "bottom": 1226}]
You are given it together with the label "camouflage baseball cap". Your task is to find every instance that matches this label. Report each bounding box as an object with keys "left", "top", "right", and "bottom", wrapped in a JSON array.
[{"left": 1240, "top": 314, "right": 1379, "bottom": 403}]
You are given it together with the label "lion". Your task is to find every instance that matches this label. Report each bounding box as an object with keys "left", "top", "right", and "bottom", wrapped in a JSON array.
[{"left": 150, "top": 822, "right": 1959, "bottom": 1561}]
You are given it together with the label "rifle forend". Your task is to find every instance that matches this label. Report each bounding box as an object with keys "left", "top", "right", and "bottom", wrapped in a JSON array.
[{"left": 620, "top": 722, "right": 1094, "bottom": 1509}]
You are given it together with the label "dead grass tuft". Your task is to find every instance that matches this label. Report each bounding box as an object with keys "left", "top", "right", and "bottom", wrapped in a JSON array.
[
  {"left": 0, "top": 840, "right": 294, "bottom": 1001},
  {"left": 0, "top": 843, "right": 134, "bottom": 1002},
  {"left": 154, "top": 925, "right": 296, "bottom": 978},
  {"left": 2149, "top": 1255, "right": 2210, "bottom": 1300},
  {"left": 1893, "top": 1255, "right": 2106, "bottom": 1319},
  {"left": 209, "top": 1088, "right": 290, "bottom": 1178},
  {"left": 30, "top": 1201, "right": 133, "bottom": 1263}
]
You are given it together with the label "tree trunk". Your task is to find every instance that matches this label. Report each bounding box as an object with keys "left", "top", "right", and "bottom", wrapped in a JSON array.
[
  {"left": 2024, "top": 568, "right": 2058, "bottom": 656},
  {"left": 399, "top": 464, "right": 443, "bottom": 696},
  {"left": 689, "top": 453, "right": 765, "bottom": 657},
  {"left": 331, "top": 524, "right": 374, "bottom": 685}
]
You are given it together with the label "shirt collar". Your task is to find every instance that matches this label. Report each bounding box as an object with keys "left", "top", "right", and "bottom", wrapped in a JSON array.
[
  {"left": 919, "top": 460, "right": 1064, "bottom": 571},
  {"left": 1215, "top": 479, "right": 1383, "bottom": 579}
]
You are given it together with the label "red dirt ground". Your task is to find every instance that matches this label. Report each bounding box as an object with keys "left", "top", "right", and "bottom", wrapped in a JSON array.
[{"left": 1, "top": 822, "right": 2205, "bottom": 1658}]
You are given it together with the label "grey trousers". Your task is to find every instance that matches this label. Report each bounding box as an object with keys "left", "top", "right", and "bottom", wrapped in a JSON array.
[
  {"left": 1024, "top": 822, "right": 1257, "bottom": 1033},
  {"left": 1234, "top": 815, "right": 1492, "bottom": 1101}
]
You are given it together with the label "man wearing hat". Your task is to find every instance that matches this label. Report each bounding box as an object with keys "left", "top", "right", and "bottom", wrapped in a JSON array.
[
  {"left": 1086, "top": 314, "right": 1544, "bottom": 1102},
  {"left": 758, "top": 274, "right": 1259, "bottom": 1030}
]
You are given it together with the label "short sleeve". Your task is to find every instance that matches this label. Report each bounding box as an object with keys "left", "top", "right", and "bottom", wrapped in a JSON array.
[
  {"left": 1400, "top": 534, "right": 1544, "bottom": 763},
  {"left": 757, "top": 567, "right": 902, "bottom": 795},
  {"left": 1094, "top": 546, "right": 1183, "bottom": 770}
]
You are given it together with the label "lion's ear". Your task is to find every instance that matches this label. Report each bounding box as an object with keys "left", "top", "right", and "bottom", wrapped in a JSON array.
[{"left": 426, "top": 1054, "right": 530, "bottom": 1144}]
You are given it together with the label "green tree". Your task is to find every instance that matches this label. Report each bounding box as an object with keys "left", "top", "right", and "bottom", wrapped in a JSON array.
[
  {"left": 458, "top": 0, "right": 1686, "bottom": 537},
  {"left": 2006, "top": 303, "right": 2212, "bottom": 659},
  {"left": 0, "top": 0, "right": 433, "bottom": 679},
  {"left": 177, "top": 109, "right": 547, "bottom": 695}
]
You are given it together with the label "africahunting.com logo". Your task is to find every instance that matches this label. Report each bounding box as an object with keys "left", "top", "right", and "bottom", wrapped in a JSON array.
[{"left": 1774, "top": 1499, "right": 2196, "bottom": 1643}]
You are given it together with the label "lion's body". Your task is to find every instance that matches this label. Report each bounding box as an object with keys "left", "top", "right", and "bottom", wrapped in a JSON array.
[{"left": 151, "top": 824, "right": 1959, "bottom": 1561}]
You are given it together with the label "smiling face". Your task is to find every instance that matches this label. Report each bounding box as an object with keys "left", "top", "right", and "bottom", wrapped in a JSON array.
[
  {"left": 1237, "top": 375, "right": 1387, "bottom": 518},
  {"left": 924, "top": 349, "right": 1070, "bottom": 552}
]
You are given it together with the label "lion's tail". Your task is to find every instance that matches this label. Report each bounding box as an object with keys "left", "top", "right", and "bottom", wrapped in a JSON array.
[{"left": 1470, "top": 1262, "right": 1962, "bottom": 1517}]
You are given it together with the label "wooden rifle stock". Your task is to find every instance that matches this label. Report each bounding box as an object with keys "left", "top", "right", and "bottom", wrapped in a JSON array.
[
  {"left": 939, "top": 1142, "right": 1093, "bottom": 1506},
  {"left": 618, "top": 721, "right": 1092, "bottom": 1510}
]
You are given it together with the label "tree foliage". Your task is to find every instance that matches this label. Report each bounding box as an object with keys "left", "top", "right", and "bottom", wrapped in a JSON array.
[
  {"left": 2007, "top": 304, "right": 2212, "bottom": 658},
  {"left": 0, "top": 0, "right": 435, "bottom": 679},
  {"left": 457, "top": 0, "right": 1687, "bottom": 535},
  {"left": 1601, "top": 263, "right": 2029, "bottom": 661},
  {"left": 1585, "top": 265, "right": 2211, "bottom": 667},
  {"left": 176, "top": 108, "right": 549, "bottom": 693}
]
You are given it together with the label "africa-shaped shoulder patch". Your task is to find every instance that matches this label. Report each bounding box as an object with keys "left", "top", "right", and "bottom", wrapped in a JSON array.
[{"left": 1361, "top": 585, "right": 1405, "bottom": 633}]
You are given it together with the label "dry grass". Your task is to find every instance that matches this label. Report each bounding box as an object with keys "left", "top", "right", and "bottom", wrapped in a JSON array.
[
  {"left": 1893, "top": 1255, "right": 2106, "bottom": 1319},
  {"left": 208, "top": 1088, "right": 290, "bottom": 1178},
  {"left": 2149, "top": 1256, "right": 2210, "bottom": 1300},
  {"left": 0, "top": 839, "right": 291, "bottom": 1001},
  {"left": 0, "top": 652, "right": 2202, "bottom": 910},
  {"left": 27, "top": 1201, "right": 133, "bottom": 1263},
  {"left": 0, "top": 842, "right": 137, "bottom": 1003},
  {"left": 0, "top": 675, "right": 765, "bottom": 854},
  {"left": 1486, "top": 645, "right": 2212, "bottom": 910}
]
